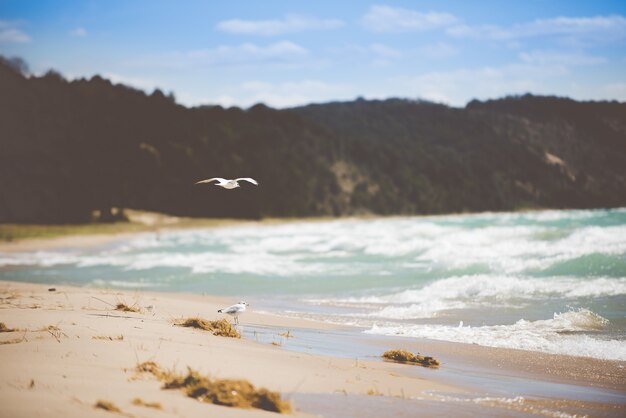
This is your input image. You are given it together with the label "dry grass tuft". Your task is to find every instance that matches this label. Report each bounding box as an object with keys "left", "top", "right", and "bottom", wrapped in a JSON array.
[
  {"left": 135, "top": 362, "right": 290, "bottom": 413},
  {"left": 94, "top": 400, "right": 121, "bottom": 413},
  {"left": 136, "top": 361, "right": 170, "bottom": 380},
  {"left": 0, "top": 322, "right": 16, "bottom": 332},
  {"left": 115, "top": 303, "right": 141, "bottom": 313},
  {"left": 175, "top": 317, "right": 240, "bottom": 338},
  {"left": 132, "top": 398, "right": 162, "bottom": 409},
  {"left": 93, "top": 335, "right": 124, "bottom": 341},
  {"left": 0, "top": 336, "right": 26, "bottom": 345},
  {"left": 382, "top": 349, "right": 440, "bottom": 368},
  {"left": 39, "top": 325, "right": 60, "bottom": 332}
]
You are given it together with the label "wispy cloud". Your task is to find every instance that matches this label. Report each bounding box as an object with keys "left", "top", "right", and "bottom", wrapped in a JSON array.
[
  {"left": 417, "top": 42, "right": 458, "bottom": 59},
  {"left": 127, "top": 41, "right": 309, "bottom": 69},
  {"left": 102, "top": 73, "right": 160, "bottom": 92},
  {"left": 519, "top": 50, "right": 606, "bottom": 66},
  {"left": 0, "top": 20, "right": 30, "bottom": 43},
  {"left": 447, "top": 15, "right": 626, "bottom": 42},
  {"left": 69, "top": 27, "right": 87, "bottom": 37},
  {"left": 370, "top": 43, "right": 401, "bottom": 58},
  {"left": 207, "top": 79, "right": 354, "bottom": 108},
  {"left": 362, "top": 5, "right": 457, "bottom": 32},
  {"left": 392, "top": 62, "right": 572, "bottom": 106},
  {"left": 216, "top": 14, "right": 343, "bottom": 36}
]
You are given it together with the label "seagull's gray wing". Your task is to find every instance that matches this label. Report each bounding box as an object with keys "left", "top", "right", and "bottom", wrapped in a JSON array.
[
  {"left": 223, "top": 304, "right": 243, "bottom": 314},
  {"left": 235, "top": 177, "right": 258, "bottom": 185},
  {"left": 195, "top": 177, "right": 227, "bottom": 185}
]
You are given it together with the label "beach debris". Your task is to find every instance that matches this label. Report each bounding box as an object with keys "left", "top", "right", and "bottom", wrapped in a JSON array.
[
  {"left": 134, "top": 362, "right": 290, "bottom": 413},
  {"left": 40, "top": 325, "right": 67, "bottom": 343},
  {"left": 175, "top": 317, "right": 240, "bottom": 338},
  {"left": 0, "top": 337, "right": 26, "bottom": 345},
  {"left": 29, "top": 379, "right": 35, "bottom": 389},
  {"left": 279, "top": 330, "right": 294, "bottom": 338},
  {"left": 382, "top": 349, "right": 440, "bottom": 368},
  {"left": 0, "top": 322, "right": 16, "bottom": 332},
  {"left": 132, "top": 398, "right": 162, "bottom": 409},
  {"left": 48, "top": 288, "right": 56, "bottom": 292},
  {"left": 367, "top": 388, "right": 382, "bottom": 396},
  {"left": 94, "top": 400, "right": 122, "bottom": 413},
  {"left": 115, "top": 302, "right": 142, "bottom": 313},
  {"left": 92, "top": 335, "right": 124, "bottom": 341}
]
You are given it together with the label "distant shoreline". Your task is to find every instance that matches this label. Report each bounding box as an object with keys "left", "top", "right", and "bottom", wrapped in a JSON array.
[{"left": 2, "top": 206, "right": 623, "bottom": 249}]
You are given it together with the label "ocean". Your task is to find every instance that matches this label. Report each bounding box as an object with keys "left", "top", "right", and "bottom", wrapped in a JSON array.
[{"left": 2, "top": 208, "right": 625, "bottom": 361}]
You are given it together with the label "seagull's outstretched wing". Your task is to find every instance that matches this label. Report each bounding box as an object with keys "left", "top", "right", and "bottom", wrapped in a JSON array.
[
  {"left": 195, "top": 177, "right": 226, "bottom": 185},
  {"left": 235, "top": 177, "right": 259, "bottom": 185}
]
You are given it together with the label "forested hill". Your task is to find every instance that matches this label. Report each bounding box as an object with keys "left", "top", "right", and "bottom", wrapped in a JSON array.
[{"left": 1, "top": 57, "right": 625, "bottom": 223}]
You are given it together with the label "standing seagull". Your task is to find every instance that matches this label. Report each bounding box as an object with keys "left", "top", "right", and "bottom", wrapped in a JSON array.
[
  {"left": 195, "top": 177, "right": 258, "bottom": 189},
  {"left": 217, "top": 301, "right": 249, "bottom": 325}
]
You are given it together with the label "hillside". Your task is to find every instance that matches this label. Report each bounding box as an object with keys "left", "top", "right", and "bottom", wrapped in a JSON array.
[{"left": 1, "top": 57, "right": 625, "bottom": 223}]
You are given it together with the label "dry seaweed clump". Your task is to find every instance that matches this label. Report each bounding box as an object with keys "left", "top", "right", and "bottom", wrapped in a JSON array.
[
  {"left": 132, "top": 398, "right": 162, "bottom": 409},
  {"left": 382, "top": 349, "right": 440, "bottom": 368},
  {"left": 175, "top": 317, "right": 240, "bottom": 338},
  {"left": 93, "top": 335, "right": 124, "bottom": 341},
  {"left": 94, "top": 400, "right": 121, "bottom": 413},
  {"left": 115, "top": 303, "right": 141, "bottom": 313},
  {"left": 0, "top": 322, "right": 16, "bottom": 332},
  {"left": 135, "top": 362, "right": 290, "bottom": 414},
  {"left": 136, "top": 361, "right": 170, "bottom": 380}
]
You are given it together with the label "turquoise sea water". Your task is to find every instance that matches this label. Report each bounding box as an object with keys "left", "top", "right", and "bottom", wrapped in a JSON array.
[{"left": 1, "top": 208, "right": 625, "bottom": 360}]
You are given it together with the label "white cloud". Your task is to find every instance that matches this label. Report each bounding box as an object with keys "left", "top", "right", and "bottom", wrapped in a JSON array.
[
  {"left": 206, "top": 79, "right": 354, "bottom": 108},
  {"left": 0, "top": 20, "right": 30, "bottom": 43},
  {"left": 600, "top": 82, "right": 626, "bottom": 101},
  {"left": 216, "top": 14, "right": 343, "bottom": 36},
  {"left": 519, "top": 51, "right": 606, "bottom": 66},
  {"left": 392, "top": 62, "right": 572, "bottom": 106},
  {"left": 417, "top": 42, "right": 458, "bottom": 59},
  {"left": 447, "top": 14, "right": 626, "bottom": 42},
  {"left": 370, "top": 43, "right": 401, "bottom": 58},
  {"left": 69, "top": 27, "right": 87, "bottom": 37},
  {"left": 362, "top": 5, "right": 458, "bottom": 32},
  {"left": 127, "top": 41, "right": 309, "bottom": 69},
  {"left": 101, "top": 73, "right": 160, "bottom": 92}
]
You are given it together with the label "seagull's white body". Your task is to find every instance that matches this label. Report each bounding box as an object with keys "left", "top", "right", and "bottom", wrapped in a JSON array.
[
  {"left": 195, "top": 177, "right": 258, "bottom": 189},
  {"left": 218, "top": 301, "right": 249, "bottom": 325}
]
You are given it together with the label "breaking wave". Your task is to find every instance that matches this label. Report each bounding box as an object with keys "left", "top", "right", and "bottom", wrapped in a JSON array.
[{"left": 365, "top": 309, "right": 626, "bottom": 360}]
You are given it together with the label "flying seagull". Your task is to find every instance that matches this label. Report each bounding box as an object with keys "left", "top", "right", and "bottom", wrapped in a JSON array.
[
  {"left": 195, "top": 177, "right": 258, "bottom": 189},
  {"left": 217, "top": 301, "right": 249, "bottom": 325}
]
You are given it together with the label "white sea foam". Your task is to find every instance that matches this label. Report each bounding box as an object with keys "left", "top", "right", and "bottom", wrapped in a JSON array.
[
  {"left": 92, "top": 279, "right": 162, "bottom": 288},
  {"left": 308, "top": 275, "right": 626, "bottom": 319},
  {"left": 365, "top": 309, "right": 626, "bottom": 361},
  {"left": 1, "top": 209, "right": 625, "bottom": 278}
]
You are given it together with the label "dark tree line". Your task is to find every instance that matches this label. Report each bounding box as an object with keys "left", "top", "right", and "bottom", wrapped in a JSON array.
[{"left": 1, "top": 57, "right": 625, "bottom": 223}]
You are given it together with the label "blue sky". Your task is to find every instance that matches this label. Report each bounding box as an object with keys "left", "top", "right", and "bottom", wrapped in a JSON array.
[{"left": 1, "top": 0, "right": 626, "bottom": 108}]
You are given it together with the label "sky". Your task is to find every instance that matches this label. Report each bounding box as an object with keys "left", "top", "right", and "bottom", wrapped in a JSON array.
[{"left": 1, "top": 0, "right": 626, "bottom": 108}]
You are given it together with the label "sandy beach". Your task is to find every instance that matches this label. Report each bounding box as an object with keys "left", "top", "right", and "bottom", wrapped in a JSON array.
[{"left": 0, "top": 278, "right": 624, "bottom": 418}]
